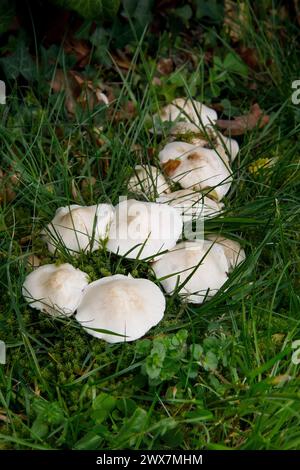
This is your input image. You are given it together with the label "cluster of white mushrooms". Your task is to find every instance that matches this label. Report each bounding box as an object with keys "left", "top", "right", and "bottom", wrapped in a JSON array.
[{"left": 22, "top": 98, "right": 245, "bottom": 343}]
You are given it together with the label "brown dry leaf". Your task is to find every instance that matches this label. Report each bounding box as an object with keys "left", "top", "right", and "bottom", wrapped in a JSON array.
[
  {"left": 216, "top": 103, "right": 270, "bottom": 136},
  {"left": 237, "top": 46, "right": 260, "bottom": 70},
  {"left": 71, "top": 179, "right": 80, "bottom": 200},
  {"left": 0, "top": 168, "right": 19, "bottom": 204},
  {"left": 157, "top": 58, "right": 174, "bottom": 76},
  {"left": 111, "top": 50, "right": 135, "bottom": 71},
  {"left": 152, "top": 76, "right": 162, "bottom": 86},
  {"left": 81, "top": 177, "right": 96, "bottom": 191},
  {"left": 114, "top": 101, "right": 136, "bottom": 122},
  {"left": 294, "top": 0, "right": 300, "bottom": 26},
  {"left": 224, "top": 0, "right": 248, "bottom": 43},
  {"left": 51, "top": 70, "right": 110, "bottom": 115},
  {"left": 163, "top": 159, "right": 181, "bottom": 176},
  {"left": 64, "top": 37, "right": 90, "bottom": 68},
  {"left": 27, "top": 255, "right": 41, "bottom": 269},
  {"left": 50, "top": 69, "right": 80, "bottom": 115},
  {"left": 19, "top": 235, "right": 32, "bottom": 245}
]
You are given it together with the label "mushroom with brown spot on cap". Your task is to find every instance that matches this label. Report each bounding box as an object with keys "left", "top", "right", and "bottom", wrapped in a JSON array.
[
  {"left": 159, "top": 141, "right": 232, "bottom": 201},
  {"left": 128, "top": 165, "right": 170, "bottom": 199}
]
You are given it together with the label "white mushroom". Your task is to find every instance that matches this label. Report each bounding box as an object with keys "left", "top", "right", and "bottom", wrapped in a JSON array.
[
  {"left": 152, "top": 240, "right": 230, "bottom": 304},
  {"left": 190, "top": 132, "right": 239, "bottom": 164},
  {"left": 43, "top": 204, "right": 114, "bottom": 254},
  {"left": 159, "top": 141, "right": 232, "bottom": 201},
  {"left": 128, "top": 165, "right": 170, "bottom": 198},
  {"left": 206, "top": 235, "right": 245, "bottom": 269},
  {"left": 107, "top": 199, "right": 183, "bottom": 260},
  {"left": 151, "top": 98, "right": 217, "bottom": 135},
  {"left": 22, "top": 263, "right": 89, "bottom": 316},
  {"left": 75, "top": 274, "right": 165, "bottom": 343},
  {"left": 156, "top": 189, "right": 224, "bottom": 223},
  {"left": 215, "top": 134, "right": 239, "bottom": 162}
]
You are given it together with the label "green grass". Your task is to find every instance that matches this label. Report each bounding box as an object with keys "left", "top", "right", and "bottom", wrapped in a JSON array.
[{"left": 1, "top": 5, "right": 300, "bottom": 450}]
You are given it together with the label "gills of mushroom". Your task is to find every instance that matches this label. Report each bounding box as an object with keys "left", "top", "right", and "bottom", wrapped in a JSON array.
[
  {"left": 22, "top": 263, "right": 89, "bottom": 316},
  {"left": 128, "top": 165, "right": 170, "bottom": 199},
  {"left": 43, "top": 204, "right": 115, "bottom": 255},
  {"left": 151, "top": 98, "right": 218, "bottom": 135},
  {"left": 159, "top": 141, "right": 232, "bottom": 201},
  {"left": 156, "top": 188, "right": 224, "bottom": 223},
  {"left": 152, "top": 240, "right": 230, "bottom": 304},
  {"left": 206, "top": 235, "right": 245, "bottom": 270},
  {"left": 75, "top": 274, "right": 165, "bottom": 343},
  {"left": 106, "top": 199, "right": 183, "bottom": 260}
]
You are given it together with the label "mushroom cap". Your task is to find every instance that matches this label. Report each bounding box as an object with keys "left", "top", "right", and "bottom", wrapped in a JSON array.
[
  {"left": 206, "top": 235, "right": 245, "bottom": 270},
  {"left": 128, "top": 165, "right": 170, "bottom": 198},
  {"left": 106, "top": 199, "right": 183, "bottom": 260},
  {"left": 172, "top": 130, "right": 239, "bottom": 164},
  {"left": 216, "top": 135, "right": 239, "bottom": 162},
  {"left": 75, "top": 274, "right": 165, "bottom": 343},
  {"left": 159, "top": 142, "right": 232, "bottom": 201},
  {"left": 152, "top": 98, "right": 217, "bottom": 134},
  {"left": 152, "top": 240, "right": 229, "bottom": 304},
  {"left": 22, "top": 263, "right": 89, "bottom": 316},
  {"left": 44, "top": 204, "right": 114, "bottom": 254},
  {"left": 156, "top": 189, "right": 224, "bottom": 223}
]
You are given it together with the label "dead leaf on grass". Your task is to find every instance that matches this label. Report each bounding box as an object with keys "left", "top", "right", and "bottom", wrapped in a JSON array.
[
  {"left": 50, "top": 69, "right": 110, "bottom": 115},
  {"left": 64, "top": 37, "right": 91, "bottom": 68},
  {"left": 216, "top": 103, "right": 270, "bottom": 136},
  {"left": 157, "top": 57, "right": 174, "bottom": 76}
]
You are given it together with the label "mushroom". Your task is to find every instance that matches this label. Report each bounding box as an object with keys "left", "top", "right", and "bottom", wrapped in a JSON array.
[
  {"left": 75, "top": 274, "right": 165, "bottom": 343},
  {"left": 152, "top": 240, "right": 230, "bottom": 304},
  {"left": 22, "top": 263, "right": 89, "bottom": 316},
  {"left": 159, "top": 141, "right": 232, "bottom": 201},
  {"left": 106, "top": 199, "right": 183, "bottom": 260},
  {"left": 43, "top": 204, "right": 114, "bottom": 254},
  {"left": 156, "top": 189, "right": 224, "bottom": 223},
  {"left": 151, "top": 98, "right": 217, "bottom": 135},
  {"left": 190, "top": 132, "right": 239, "bottom": 164},
  {"left": 206, "top": 235, "right": 245, "bottom": 269},
  {"left": 128, "top": 165, "right": 170, "bottom": 198}
]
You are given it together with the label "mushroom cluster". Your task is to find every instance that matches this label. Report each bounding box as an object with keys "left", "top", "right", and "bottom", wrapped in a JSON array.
[{"left": 22, "top": 97, "right": 246, "bottom": 344}]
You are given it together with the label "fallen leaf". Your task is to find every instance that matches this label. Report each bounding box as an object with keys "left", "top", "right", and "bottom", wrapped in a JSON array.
[
  {"left": 81, "top": 177, "right": 96, "bottom": 191},
  {"left": 216, "top": 103, "right": 270, "bottom": 136},
  {"left": 152, "top": 77, "right": 162, "bottom": 86},
  {"left": 19, "top": 235, "right": 32, "bottom": 245},
  {"left": 51, "top": 70, "right": 110, "bottom": 115},
  {"left": 71, "top": 179, "right": 80, "bottom": 200},
  {"left": 237, "top": 46, "right": 260, "bottom": 70},
  {"left": 64, "top": 37, "right": 90, "bottom": 68},
  {"left": 111, "top": 50, "right": 135, "bottom": 70},
  {"left": 0, "top": 168, "right": 19, "bottom": 204},
  {"left": 224, "top": 0, "right": 248, "bottom": 43},
  {"left": 163, "top": 159, "right": 181, "bottom": 176},
  {"left": 113, "top": 101, "right": 136, "bottom": 122},
  {"left": 157, "top": 57, "right": 174, "bottom": 76},
  {"left": 50, "top": 69, "right": 80, "bottom": 115},
  {"left": 27, "top": 255, "right": 41, "bottom": 269}
]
